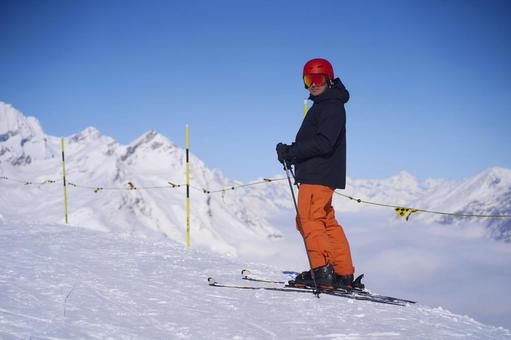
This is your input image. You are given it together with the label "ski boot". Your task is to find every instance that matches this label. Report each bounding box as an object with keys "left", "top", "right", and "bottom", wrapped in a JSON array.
[
  {"left": 335, "top": 273, "right": 365, "bottom": 290},
  {"left": 289, "top": 263, "right": 336, "bottom": 289}
]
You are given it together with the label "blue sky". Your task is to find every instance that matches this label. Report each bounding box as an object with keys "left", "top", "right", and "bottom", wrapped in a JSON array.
[{"left": 1, "top": 0, "right": 510, "bottom": 181}]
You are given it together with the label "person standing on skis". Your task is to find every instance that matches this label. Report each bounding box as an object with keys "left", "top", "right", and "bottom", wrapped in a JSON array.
[{"left": 276, "top": 58, "right": 362, "bottom": 289}]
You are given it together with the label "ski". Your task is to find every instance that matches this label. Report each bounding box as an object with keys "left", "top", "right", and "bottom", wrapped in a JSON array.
[
  {"left": 208, "top": 277, "right": 410, "bottom": 306},
  {"left": 240, "top": 269, "right": 416, "bottom": 305},
  {"left": 208, "top": 277, "right": 314, "bottom": 294},
  {"left": 241, "top": 269, "right": 286, "bottom": 284},
  {"left": 289, "top": 283, "right": 417, "bottom": 305}
]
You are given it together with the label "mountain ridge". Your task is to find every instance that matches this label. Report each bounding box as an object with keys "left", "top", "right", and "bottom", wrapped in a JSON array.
[{"left": 1, "top": 100, "right": 510, "bottom": 245}]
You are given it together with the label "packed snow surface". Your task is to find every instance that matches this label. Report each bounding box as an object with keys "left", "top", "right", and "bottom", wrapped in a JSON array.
[{"left": 1, "top": 222, "right": 510, "bottom": 339}]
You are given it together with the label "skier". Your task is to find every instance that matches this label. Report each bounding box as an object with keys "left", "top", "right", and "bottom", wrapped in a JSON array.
[{"left": 276, "top": 58, "right": 362, "bottom": 290}]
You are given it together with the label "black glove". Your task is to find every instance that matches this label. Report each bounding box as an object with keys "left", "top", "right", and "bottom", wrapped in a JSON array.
[
  {"left": 276, "top": 143, "right": 297, "bottom": 165},
  {"left": 276, "top": 143, "right": 288, "bottom": 164}
]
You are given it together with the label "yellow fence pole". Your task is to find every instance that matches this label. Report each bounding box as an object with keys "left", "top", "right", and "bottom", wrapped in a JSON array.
[
  {"left": 185, "top": 124, "right": 190, "bottom": 248},
  {"left": 61, "top": 137, "right": 69, "bottom": 224}
]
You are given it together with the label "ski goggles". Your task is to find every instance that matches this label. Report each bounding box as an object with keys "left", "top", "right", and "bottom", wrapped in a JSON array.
[{"left": 303, "top": 74, "right": 328, "bottom": 88}]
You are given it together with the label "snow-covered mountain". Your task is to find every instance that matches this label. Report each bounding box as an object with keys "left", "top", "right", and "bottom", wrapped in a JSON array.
[
  {"left": 1, "top": 100, "right": 510, "bottom": 250},
  {"left": 0, "top": 102, "right": 56, "bottom": 165},
  {"left": 339, "top": 168, "right": 511, "bottom": 241},
  {"left": 0, "top": 102, "right": 284, "bottom": 257}
]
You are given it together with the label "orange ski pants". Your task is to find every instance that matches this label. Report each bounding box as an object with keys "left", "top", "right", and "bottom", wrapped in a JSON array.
[{"left": 296, "top": 184, "right": 355, "bottom": 275}]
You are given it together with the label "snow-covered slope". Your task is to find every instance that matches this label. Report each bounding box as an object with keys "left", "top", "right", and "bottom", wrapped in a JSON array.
[{"left": 1, "top": 222, "right": 509, "bottom": 339}]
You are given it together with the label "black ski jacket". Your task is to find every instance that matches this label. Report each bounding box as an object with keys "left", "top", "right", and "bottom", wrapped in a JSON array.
[{"left": 294, "top": 78, "right": 350, "bottom": 189}]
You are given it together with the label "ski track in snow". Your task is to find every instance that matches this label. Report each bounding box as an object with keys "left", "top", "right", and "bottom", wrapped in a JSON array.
[{"left": 1, "top": 223, "right": 510, "bottom": 339}]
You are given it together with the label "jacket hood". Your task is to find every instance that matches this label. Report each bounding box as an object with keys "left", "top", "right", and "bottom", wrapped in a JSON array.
[{"left": 309, "top": 78, "right": 350, "bottom": 104}]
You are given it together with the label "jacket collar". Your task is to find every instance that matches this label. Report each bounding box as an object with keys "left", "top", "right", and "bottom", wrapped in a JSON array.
[{"left": 309, "top": 78, "right": 349, "bottom": 104}]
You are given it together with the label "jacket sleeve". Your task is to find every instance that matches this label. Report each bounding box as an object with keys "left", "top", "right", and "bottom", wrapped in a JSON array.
[{"left": 294, "top": 103, "right": 345, "bottom": 161}]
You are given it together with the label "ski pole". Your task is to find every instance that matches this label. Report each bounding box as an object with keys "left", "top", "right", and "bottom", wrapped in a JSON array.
[
  {"left": 61, "top": 137, "right": 69, "bottom": 224},
  {"left": 283, "top": 161, "right": 320, "bottom": 297}
]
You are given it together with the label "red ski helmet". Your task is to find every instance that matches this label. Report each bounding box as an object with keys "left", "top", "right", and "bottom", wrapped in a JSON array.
[{"left": 303, "top": 58, "right": 334, "bottom": 80}]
